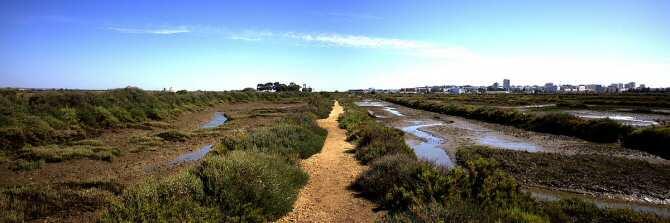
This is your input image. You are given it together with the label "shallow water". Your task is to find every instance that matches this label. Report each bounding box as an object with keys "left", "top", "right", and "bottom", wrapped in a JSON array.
[
  {"left": 567, "top": 110, "right": 664, "bottom": 127},
  {"left": 401, "top": 123, "right": 454, "bottom": 167},
  {"left": 477, "top": 134, "right": 541, "bottom": 152},
  {"left": 170, "top": 112, "right": 228, "bottom": 164},
  {"left": 201, "top": 112, "right": 228, "bottom": 128},
  {"left": 527, "top": 187, "right": 670, "bottom": 217},
  {"left": 383, "top": 107, "right": 405, "bottom": 116},
  {"left": 170, "top": 144, "right": 213, "bottom": 165},
  {"left": 355, "top": 100, "right": 389, "bottom": 107},
  {"left": 449, "top": 119, "right": 544, "bottom": 152}
]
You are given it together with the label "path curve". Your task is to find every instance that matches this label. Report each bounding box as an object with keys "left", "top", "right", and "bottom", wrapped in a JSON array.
[{"left": 278, "top": 101, "right": 378, "bottom": 223}]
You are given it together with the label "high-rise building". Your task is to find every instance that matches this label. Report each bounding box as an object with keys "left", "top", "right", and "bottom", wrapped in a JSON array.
[
  {"left": 544, "top": 83, "right": 558, "bottom": 93},
  {"left": 625, "top": 82, "right": 635, "bottom": 89},
  {"left": 503, "top": 79, "right": 510, "bottom": 90}
]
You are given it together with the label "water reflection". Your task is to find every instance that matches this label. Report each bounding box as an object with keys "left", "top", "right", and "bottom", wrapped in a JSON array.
[{"left": 401, "top": 123, "right": 454, "bottom": 167}]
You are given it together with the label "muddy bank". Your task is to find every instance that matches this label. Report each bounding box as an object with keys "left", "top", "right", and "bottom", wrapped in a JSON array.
[
  {"left": 401, "top": 122, "right": 454, "bottom": 167},
  {"left": 357, "top": 99, "right": 670, "bottom": 211},
  {"left": 527, "top": 187, "right": 670, "bottom": 217}
]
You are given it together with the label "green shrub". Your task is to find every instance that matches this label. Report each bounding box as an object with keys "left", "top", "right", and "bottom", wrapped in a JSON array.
[
  {"left": 128, "top": 135, "right": 164, "bottom": 147},
  {"left": 354, "top": 124, "right": 414, "bottom": 163},
  {"left": 93, "top": 106, "right": 121, "bottom": 128},
  {"left": 0, "top": 185, "right": 114, "bottom": 222},
  {"left": 337, "top": 102, "right": 414, "bottom": 163},
  {"left": 353, "top": 154, "right": 449, "bottom": 210},
  {"left": 623, "top": 127, "right": 670, "bottom": 159},
  {"left": 217, "top": 113, "right": 327, "bottom": 159},
  {"left": 71, "top": 139, "right": 104, "bottom": 146},
  {"left": 155, "top": 130, "right": 191, "bottom": 142},
  {"left": 102, "top": 172, "right": 222, "bottom": 222},
  {"left": 57, "top": 107, "right": 79, "bottom": 126},
  {"left": 21, "top": 145, "right": 120, "bottom": 162},
  {"left": 11, "top": 159, "right": 44, "bottom": 171},
  {"left": 196, "top": 151, "right": 308, "bottom": 222}
]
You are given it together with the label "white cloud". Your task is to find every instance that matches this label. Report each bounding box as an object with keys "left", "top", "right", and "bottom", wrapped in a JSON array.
[
  {"left": 227, "top": 31, "right": 477, "bottom": 60},
  {"left": 107, "top": 26, "right": 190, "bottom": 35},
  {"left": 222, "top": 29, "right": 670, "bottom": 88}
]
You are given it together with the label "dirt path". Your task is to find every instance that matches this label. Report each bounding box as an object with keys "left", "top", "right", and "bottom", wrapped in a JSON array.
[{"left": 279, "top": 101, "right": 378, "bottom": 223}]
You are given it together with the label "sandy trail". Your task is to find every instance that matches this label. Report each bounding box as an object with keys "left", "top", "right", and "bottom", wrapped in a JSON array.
[{"left": 278, "top": 101, "right": 377, "bottom": 223}]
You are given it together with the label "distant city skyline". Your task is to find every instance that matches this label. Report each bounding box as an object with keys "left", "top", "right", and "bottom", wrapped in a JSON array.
[{"left": 1, "top": 0, "right": 669, "bottom": 91}]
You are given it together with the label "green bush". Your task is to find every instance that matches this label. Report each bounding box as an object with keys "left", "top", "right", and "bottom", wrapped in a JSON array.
[
  {"left": 338, "top": 101, "right": 415, "bottom": 163},
  {"left": 11, "top": 159, "right": 44, "bottom": 171},
  {"left": 102, "top": 172, "right": 221, "bottom": 222},
  {"left": 353, "top": 154, "right": 449, "bottom": 210},
  {"left": 217, "top": 113, "right": 327, "bottom": 159},
  {"left": 354, "top": 124, "right": 414, "bottom": 163},
  {"left": 21, "top": 145, "right": 121, "bottom": 162},
  {"left": 155, "top": 130, "right": 191, "bottom": 142},
  {"left": 623, "top": 127, "right": 670, "bottom": 159},
  {"left": 1, "top": 184, "right": 115, "bottom": 222},
  {"left": 196, "top": 151, "right": 308, "bottom": 222}
]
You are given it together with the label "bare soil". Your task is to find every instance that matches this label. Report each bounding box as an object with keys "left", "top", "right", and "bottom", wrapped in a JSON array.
[{"left": 278, "top": 101, "right": 379, "bottom": 223}]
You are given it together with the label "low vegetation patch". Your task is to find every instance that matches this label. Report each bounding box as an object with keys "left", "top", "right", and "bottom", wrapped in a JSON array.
[
  {"left": 623, "top": 127, "right": 670, "bottom": 159},
  {"left": 216, "top": 113, "right": 327, "bottom": 160},
  {"left": 0, "top": 181, "right": 119, "bottom": 223},
  {"left": 338, "top": 103, "right": 415, "bottom": 163},
  {"left": 457, "top": 146, "right": 670, "bottom": 201},
  {"left": 20, "top": 145, "right": 121, "bottom": 162},
  {"left": 197, "top": 151, "right": 308, "bottom": 221},
  {"left": 102, "top": 172, "right": 223, "bottom": 222},
  {"left": 155, "top": 130, "right": 191, "bottom": 142}
]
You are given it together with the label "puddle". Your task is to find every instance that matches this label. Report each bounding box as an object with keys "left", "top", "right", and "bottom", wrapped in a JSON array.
[
  {"left": 170, "top": 112, "right": 228, "bottom": 165},
  {"left": 201, "top": 112, "right": 228, "bottom": 128},
  {"left": 401, "top": 123, "right": 454, "bottom": 167},
  {"left": 520, "top": 104, "right": 556, "bottom": 108},
  {"left": 566, "top": 110, "right": 665, "bottom": 127},
  {"left": 383, "top": 107, "right": 405, "bottom": 116},
  {"left": 355, "top": 100, "right": 389, "bottom": 107},
  {"left": 527, "top": 187, "right": 670, "bottom": 217},
  {"left": 477, "top": 134, "right": 541, "bottom": 152},
  {"left": 170, "top": 144, "right": 213, "bottom": 165},
  {"left": 449, "top": 119, "right": 543, "bottom": 152}
]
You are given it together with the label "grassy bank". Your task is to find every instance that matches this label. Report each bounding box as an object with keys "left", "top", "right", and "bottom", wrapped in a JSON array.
[
  {"left": 456, "top": 146, "right": 670, "bottom": 202},
  {"left": 385, "top": 96, "right": 669, "bottom": 159},
  {"left": 338, "top": 99, "right": 667, "bottom": 222},
  {"left": 1, "top": 95, "right": 333, "bottom": 222},
  {"left": 0, "top": 88, "right": 326, "bottom": 151}
]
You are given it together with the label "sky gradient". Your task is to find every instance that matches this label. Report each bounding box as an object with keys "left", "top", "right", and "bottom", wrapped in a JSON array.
[{"left": 1, "top": 0, "right": 669, "bottom": 91}]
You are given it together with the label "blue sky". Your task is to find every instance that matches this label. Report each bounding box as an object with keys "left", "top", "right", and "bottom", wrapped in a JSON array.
[{"left": 1, "top": 0, "right": 669, "bottom": 91}]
